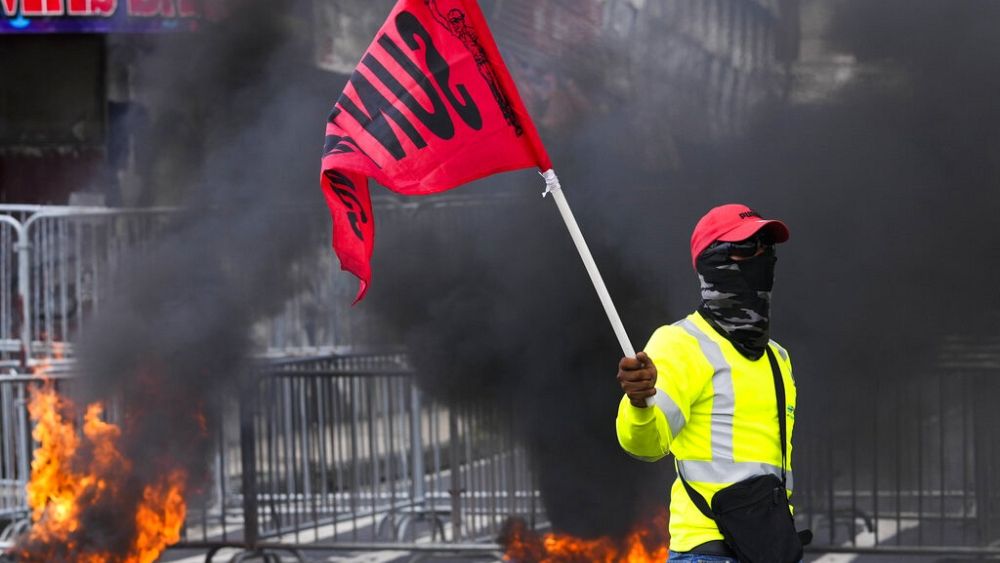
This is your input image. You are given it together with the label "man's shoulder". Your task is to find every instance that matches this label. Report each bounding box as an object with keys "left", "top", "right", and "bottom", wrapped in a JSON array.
[
  {"left": 646, "top": 313, "right": 705, "bottom": 349},
  {"left": 644, "top": 315, "right": 717, "bottom": 379},
  {"left": 768, "top": 338, "right": 791, "bottom": 363}
]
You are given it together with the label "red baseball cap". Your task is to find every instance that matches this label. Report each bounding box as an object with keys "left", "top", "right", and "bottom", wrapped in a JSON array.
[{"left": 690, "top": 204, "right": 790, "bottom": 268}]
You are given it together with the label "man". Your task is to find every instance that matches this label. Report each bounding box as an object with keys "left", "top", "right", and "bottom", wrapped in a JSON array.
[{"left": 616, "top": 204, "right": 797, "bottom": 562}]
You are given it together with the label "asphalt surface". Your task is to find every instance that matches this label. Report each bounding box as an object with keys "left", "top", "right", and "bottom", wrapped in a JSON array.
[{"left": 159, "top": 548, "right": 992, "bottom": 562}]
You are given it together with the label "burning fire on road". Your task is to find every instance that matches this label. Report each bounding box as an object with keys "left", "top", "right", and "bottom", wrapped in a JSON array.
[
  {"left": 15, "top": 359, "right": 192, "bottom": 563},
  {"left": 500, "top": 507, "right": 670, "bottom": 563}
]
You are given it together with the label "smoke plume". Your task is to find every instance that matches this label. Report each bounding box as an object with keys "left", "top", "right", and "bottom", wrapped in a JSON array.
[
  {"left": 710, "top": 0, "right": 1000, "bottom": 416},
  {"left": 20, "top": 0, "right": 344, "bottom": 558},
  {"left": 361, "top": 0, "right": 1000, "bottom": 540}
]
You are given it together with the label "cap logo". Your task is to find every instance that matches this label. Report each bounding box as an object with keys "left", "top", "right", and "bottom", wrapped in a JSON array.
[{"left": 739, "top": 210, "right": 762, "bottom": 220}]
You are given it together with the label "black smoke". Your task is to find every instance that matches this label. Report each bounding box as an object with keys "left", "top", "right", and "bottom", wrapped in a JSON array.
[
  {"left": 361, "top": 0, "right": 1000, "bottom": 541},
  {"left": 706, "top": 0, "right": 1000, "bottom": 410},
  {"left": 368, "top": 184, "right": 674, "bottom": 538},
  {"left": 19, "top": 0, "right": 345, "bottom": 559}
]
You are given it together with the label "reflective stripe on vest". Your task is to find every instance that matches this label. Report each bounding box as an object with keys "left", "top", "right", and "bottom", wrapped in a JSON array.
[
  {"left": 677, "top": 459, "right": 794, "bottom": 491},
  {"left": 677, "top": 319, "right": 735, "bottom": 461},
  {"left": 676, "top": 318, "right": 793, "bottom": 489},
  {"left": 651, "top": 388, "right": 686, "bottom": 438},
  {"left": 769, "top": 339, "right": 788, "bottom": 362}
]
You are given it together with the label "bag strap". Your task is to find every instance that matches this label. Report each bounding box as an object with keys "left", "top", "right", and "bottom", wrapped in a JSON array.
[
  {"left": 677, "top": 458, "right": 715, "bottom": 519},
  {"left": 677, "top": 344, "right": 788, "bottom": 520},
  {"left": 765, "top": 346, "right": 788, "bottom": 488}
]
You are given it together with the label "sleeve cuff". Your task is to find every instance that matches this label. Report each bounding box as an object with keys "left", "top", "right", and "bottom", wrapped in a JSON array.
[{"left": 625, "top": 401, "right": 657, "bottom": 424}]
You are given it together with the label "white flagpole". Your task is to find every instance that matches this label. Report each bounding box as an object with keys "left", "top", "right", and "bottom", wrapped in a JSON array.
[{"left": 541, "top": 169, "right": 655, "bottom": 408}]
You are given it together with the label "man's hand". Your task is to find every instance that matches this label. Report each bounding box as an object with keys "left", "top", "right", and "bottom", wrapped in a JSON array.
[{"left": 617, "top": 351, "right": 657, "bottom": 408}]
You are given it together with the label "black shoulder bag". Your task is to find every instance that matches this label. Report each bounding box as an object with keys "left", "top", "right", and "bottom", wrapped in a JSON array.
[{"left": 676, "top": 346, "right": 811, "bottom": 563}]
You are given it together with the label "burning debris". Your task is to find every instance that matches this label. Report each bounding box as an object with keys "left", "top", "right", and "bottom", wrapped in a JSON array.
[
  {"left": 15, "top": 360, "right": 193, "bottom": 562},
  {"left": 500, "top": 507, "right": 669, "bottom": 563}
]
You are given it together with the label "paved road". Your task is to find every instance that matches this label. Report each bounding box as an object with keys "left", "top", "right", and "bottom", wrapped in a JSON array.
[
  {"left": 161, "top": 547, "right": 499, "bottom": 562},
  {"left": 162, "top": 547, "right": 968, "bottom": 562}
]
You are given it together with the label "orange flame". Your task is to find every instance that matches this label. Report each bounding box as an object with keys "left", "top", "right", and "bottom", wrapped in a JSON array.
[
  {"left": 18, "top": 375, "right": 188, "bottom": 563},
  {"left": 501, "top": 508, "right": 670, "bottom": 563}
]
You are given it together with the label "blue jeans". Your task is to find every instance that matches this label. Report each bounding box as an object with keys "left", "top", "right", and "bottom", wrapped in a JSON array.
[{"left": 667, "top": 552, "right": 736, "bottom": 562}]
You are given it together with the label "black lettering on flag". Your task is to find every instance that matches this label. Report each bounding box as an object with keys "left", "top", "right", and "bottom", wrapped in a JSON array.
[
  {"left": 324, "top": 135, "right": 347, "bottom": 154},
  {"left": 324, "top": 134, "right": 359, "bottom": 155},
  {"left": 324, "top": 170, "right": 369, "bottom": 241},
  {"left": 371, "top": 36, "right": 455, "bottom": 140},
  {"left": 326, "top": 111, "right": 382, "bottom": 168},
  {"left": 395, "top": 10, "right": 482, "bottom": 131},
  {"left": 337, "top": 70, "right": 428, "bottom": 161}
]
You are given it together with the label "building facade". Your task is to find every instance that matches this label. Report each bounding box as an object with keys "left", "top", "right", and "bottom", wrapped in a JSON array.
[{"left": 0, "top": 1, "right": 224, "bottom": 205}]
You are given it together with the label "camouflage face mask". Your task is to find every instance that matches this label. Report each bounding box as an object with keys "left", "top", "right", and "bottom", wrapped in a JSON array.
[{"left": 695, "top": 243, "right": 777, "bottom": 360}]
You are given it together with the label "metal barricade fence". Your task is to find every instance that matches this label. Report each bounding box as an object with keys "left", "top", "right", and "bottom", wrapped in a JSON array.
[
  {"left": 0, "top": 197, "right": 543, "bottom": 363},
  {"left": 0, "top": 356, "right": 542, "bottom": 558},
  {"left": 0, "top": 374, "right": 33, "bottom": 523},
  {"left": 0, "top": 206, "right": 179, "bottom": 365},
  {"left": 0, "top": 355, "right": 543, "bottom": 551},
  {"left": 4, "top": 361, "right": 998, "bottom": 557},
  {"left": 21, "top": 208, "right": 175, "bottom": 362},
  {"left": 0, "top": 366, "right": 247, "bottom": 551},
  {"left": 0, "top": 204, "right": 427, "bottom": 363},
  {"left": 0, "top": 370, "right": 78, "bottom": 526},
  {"left": 251, "top": 355, "right": 538, "bottom": 546},
  {"left": 177, "top": 354, "right": 542, "bottom": 558},
  {"left": 0, "top": 217, "right": 21, "bottom": 369},
  {"left": 0, "top": 208, "right": 45, "bottom": 227},
  {"left": 796, "top": 349, "right": 1000, "bottom": 556}
]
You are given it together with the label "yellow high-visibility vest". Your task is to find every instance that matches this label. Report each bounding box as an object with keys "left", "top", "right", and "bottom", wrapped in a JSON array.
[{"left": 616, "top": 311, "right": 796, "bottom": 552}]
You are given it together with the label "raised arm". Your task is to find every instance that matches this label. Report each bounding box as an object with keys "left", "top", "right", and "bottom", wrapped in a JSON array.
[{"left": 615, "top": 326, "right": 706, "bottom": 462}]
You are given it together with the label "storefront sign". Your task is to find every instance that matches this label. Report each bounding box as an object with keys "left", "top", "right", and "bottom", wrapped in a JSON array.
[{"left": 1, "top": 0, "right": 224, "bottom": 32}]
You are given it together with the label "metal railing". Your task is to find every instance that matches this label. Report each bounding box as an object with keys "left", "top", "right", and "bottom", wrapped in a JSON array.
[
  {"left": 0, "top": 374, "right": 33, "bottom": 521},
  {"left": 0, "top": 206, "right": 177, "bottom": 365},
  {"left": 0, "top": 196, "right": 541, "bottom": 363},
  {"left": 0, "top": 356, "right": 540, "bottom": 561},
  {"left": 233, "top": 355, "right": 539, "bottom": 551},
  {"left": 0, "top": 205, "right": 405, "bottom": 365},
  {"left": 0, "top": 217, "right": 20, "bottom": 368},
  {"left": 0, "top": 368, "right": 77, "bottom": 523},
  {"left": 795, "top": 361, "right": 1000, "bottom": 556},
  {"left": 22, "top": 207, "right": 177, "bottom": 362}
]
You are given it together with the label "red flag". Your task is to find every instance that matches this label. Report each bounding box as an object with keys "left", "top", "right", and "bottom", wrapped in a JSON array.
[{"left": 320, "top": 0, "right": 552, "bottom": 302}]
